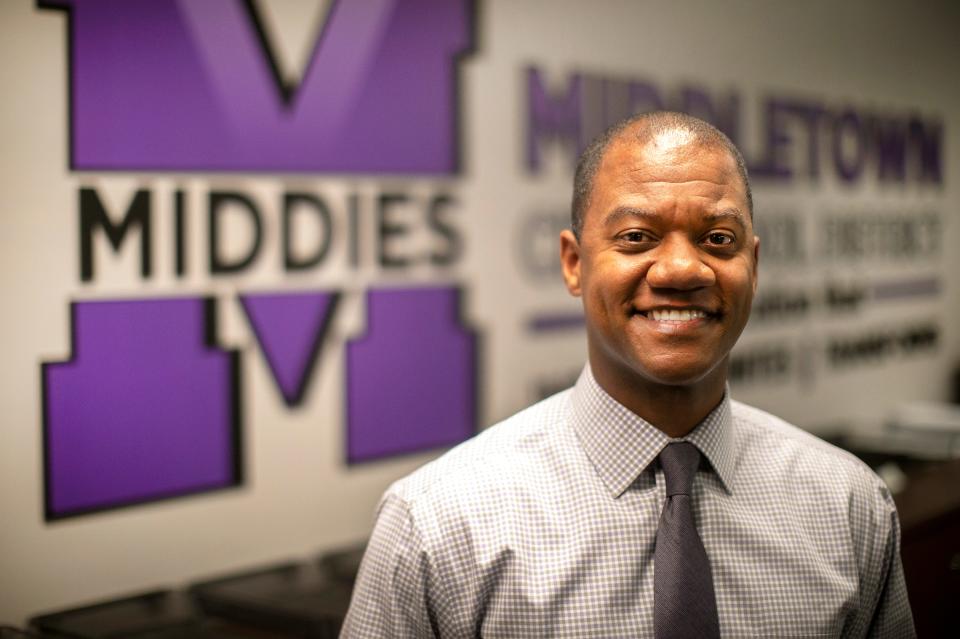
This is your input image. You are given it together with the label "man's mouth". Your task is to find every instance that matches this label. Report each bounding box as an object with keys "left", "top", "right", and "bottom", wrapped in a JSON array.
[{"left": 634, "top": 307, "right": 719, "bottom": 322}]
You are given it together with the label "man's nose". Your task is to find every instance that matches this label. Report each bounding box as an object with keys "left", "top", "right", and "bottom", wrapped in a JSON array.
[{"left": 645, "top": 237, "right": 716, "bottom": 290}]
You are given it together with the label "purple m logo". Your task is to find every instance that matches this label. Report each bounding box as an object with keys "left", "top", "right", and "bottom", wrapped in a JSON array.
[{"left": 41, "top": 0, "right": 475, "bottom": 173}]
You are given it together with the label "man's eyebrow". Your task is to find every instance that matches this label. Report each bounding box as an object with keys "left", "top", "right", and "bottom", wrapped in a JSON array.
[
  {"left": 704, "top": 209, "right": 749, "bottom": 231},
  {"left": 602, "top": 207, "right": 749, "bottom": 230},
  {"left": 602, "top": 207, "right": 659, "bottom": 226}
]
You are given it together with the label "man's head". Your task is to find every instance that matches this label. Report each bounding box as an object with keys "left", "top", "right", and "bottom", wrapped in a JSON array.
[
  {"left": 560, "top": 111, "right": 759, "bottom": 407},
  {"left": 571, "top": 112, "right": 753, "bottom": 240}
]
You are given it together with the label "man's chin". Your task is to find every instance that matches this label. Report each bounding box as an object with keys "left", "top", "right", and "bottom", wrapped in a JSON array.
[
  {"left": 630, "top": 357, "right": 728, "bottom": 389},
  {"left": 589, "top": 339, "right": 730, "bottom": 393}
]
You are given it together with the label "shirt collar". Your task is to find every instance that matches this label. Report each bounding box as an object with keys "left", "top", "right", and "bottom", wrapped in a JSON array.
[{"left": 570, "top": 365, "right": 736, "bottom": 498}]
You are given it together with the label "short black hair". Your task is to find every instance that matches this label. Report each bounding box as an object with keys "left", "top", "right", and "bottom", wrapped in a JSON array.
[{"left": 571, "top": 111, "right": 753, "bottom": 239}]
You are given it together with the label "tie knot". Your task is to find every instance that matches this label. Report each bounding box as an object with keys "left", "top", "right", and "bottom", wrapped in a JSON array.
[{"left": 659, "top": 442, "right": 701, "bottom": 496}]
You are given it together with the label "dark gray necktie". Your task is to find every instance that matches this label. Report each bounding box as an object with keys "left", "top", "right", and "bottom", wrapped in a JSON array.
[{"left": 654, "top": 442, "right": 720, "bottom": 639}]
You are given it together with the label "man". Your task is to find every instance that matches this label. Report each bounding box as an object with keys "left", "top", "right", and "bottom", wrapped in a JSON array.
[{"left": 341, "top": 112, "right": 915, "bottom": 637}]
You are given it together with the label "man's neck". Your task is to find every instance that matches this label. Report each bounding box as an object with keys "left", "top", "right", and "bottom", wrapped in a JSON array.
[{"left": 590, "top": 361, "right": 728, "bottom": 438}]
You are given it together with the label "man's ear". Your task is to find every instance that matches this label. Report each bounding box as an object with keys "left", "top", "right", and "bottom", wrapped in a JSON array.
[
  {"left": 560, "top": 229, "right": 582, "bottom": 296},
  {"left": 752, "top": 234, "right": 760, "bottom": 294}
]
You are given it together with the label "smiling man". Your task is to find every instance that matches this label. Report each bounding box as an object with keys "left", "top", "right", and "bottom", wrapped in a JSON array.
[{"left": 341, "top": 112, "right": 915, "bottom": 638}]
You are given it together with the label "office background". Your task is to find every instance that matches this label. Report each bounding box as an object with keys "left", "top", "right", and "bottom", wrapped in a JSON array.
[{"left": 1, "top": 0, "right": 957, "bottom": 631}]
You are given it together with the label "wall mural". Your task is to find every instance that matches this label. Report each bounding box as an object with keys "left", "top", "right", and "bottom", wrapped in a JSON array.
[{"left": 39, "top": 0, "right": 479, "bottom": 520}]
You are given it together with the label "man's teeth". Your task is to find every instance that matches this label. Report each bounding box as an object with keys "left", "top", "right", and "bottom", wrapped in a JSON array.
[{"left": 649, "top": 309, "right": 707, "bottom": 322}]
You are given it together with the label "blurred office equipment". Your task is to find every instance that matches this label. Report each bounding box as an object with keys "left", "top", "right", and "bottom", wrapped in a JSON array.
[
  {"left": 189, "top": 560, "right": 352, "bottom": 638},
  {"left": 316, "top": 545, "right": 365, "bottom": 588},
  {"left": 834, "top": 400, "right": 960, "bottom": 637},
  {"left": 0, "top": 627, "right": 45, "bottom": 638},
  {"left": 895, "top": 458, "right": 960, "bottom": 637},
  {"left": 27, "top": 547, "right": 364, "bottom": 638},
  {"left": 30, "top": 590, "right": 229, "bottom": 638}
]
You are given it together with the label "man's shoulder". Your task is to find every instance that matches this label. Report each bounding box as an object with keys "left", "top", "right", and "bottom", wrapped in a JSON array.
[
  {"left": 729, "top": 399, "right": 890, "bottom": 502},
  {"left": 386, "top": 388, "right": 574, "bottom": 509}
]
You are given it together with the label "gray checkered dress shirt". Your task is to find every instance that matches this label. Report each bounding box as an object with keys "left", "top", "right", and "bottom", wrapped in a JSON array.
[{"left": 341, "top": 366, "right": 915, "bottom": 637}]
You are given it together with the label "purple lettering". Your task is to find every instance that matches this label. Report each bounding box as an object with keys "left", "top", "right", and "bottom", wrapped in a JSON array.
[
  {"left": 783, "top": 100, "right": 827, "bottom": 179},
  {"left": 749, "top": 99, "right": 793, "bottom": 179},
  {"left": 627, "top": 81, "right": 666, "bottom": 115},
  {"left": 872, "top": 116, "right": 908, "bottom": 182},
  {"left": 832, "top": 109, "right": 867, "bottom": 183},
  {"left": 527, "top": 67, "right": 582, "bottom": 173},
  {"left": 676, "top": 86, "right": 741, "bottom": 146},
  {"left": 908, "top": 116, "right": 943, "bottom": 184}
]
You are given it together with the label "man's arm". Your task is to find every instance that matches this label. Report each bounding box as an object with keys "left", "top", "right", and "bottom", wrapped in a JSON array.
[
  {"left": 340, "top": 493, "right": 438, "bottom": 638},
  {"left": 861, "top": 484, "right": 916, "bottom": 638}
]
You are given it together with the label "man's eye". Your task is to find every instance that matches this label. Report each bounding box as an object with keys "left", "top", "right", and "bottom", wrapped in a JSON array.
[
  {"left": 705, "top": 232, "right": 735, "bottom": 247},
  {"left": 621, "top": 231, "right": 654, "bottom": 243}
]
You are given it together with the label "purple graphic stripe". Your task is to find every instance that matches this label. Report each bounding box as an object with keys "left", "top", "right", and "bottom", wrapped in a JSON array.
[
  {"left": 239, "top": 291, "right": 339, "bottom": 407},
  {"left": 528, "top": 312, "right": 586, "bottom": 333},
  {"left": 871, "top": 277, "right": 941, "bottom": 301},
  {"left": 42, "top": 0, "right": 473, "bottom": 173},
  {"left": 346, "top": 287, "right": 477, "bottom": 463},
  {"left": 43, "top": 298, "right": 241, "bottom": 519}
]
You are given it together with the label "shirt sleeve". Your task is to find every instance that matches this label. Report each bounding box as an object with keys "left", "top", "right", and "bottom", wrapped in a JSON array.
[
  {"left": 862, "top": 484, "right": 916, "bottom": 638},
  {"left": 340, "top": 492, "right": 439, "bottom": 638}
]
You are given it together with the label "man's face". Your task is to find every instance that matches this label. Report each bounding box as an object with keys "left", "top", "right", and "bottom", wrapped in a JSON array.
[{"left": 561, "top": 132, "right": 759, "bottom": 392}]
